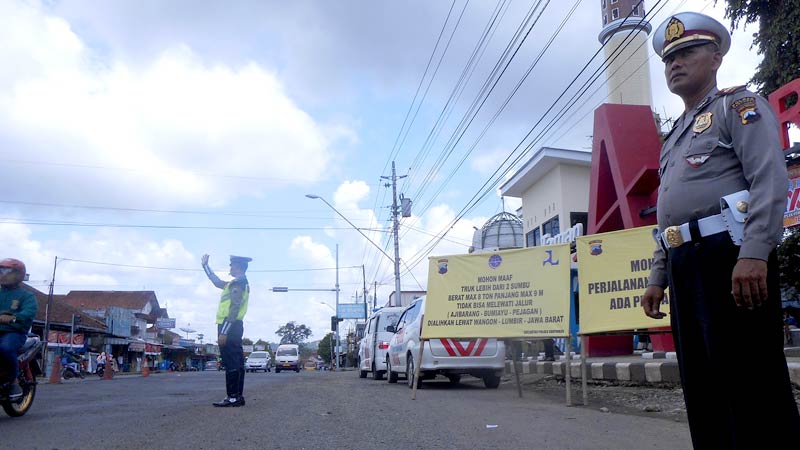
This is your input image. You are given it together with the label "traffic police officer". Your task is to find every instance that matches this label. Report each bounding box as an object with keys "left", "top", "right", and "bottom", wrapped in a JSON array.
[
  {"left": 643, "top": 11, "right": 800, "bottom": 449},
  {"left": 202, "top": 254, "right": 251, "bottom": 407}
]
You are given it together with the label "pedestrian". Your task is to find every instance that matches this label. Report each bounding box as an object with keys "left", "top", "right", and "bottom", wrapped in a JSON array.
[
  {"left": 643, "top": 12, "right": 800, "bottom": 449},
  {"left": 202, "top": 254, "right": 251, "bottom": 407},
  {"left": 0, "top": 258, "right": 38, "bottom": 400},
  {"left": 96, "top": 351, "right": 106, "bottom": 372}
]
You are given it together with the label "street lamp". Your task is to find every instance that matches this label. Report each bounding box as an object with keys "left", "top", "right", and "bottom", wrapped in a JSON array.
[
  {"left": 306, "top": 194, "right": 401, "bottom": 306},
  {"left": 271, "top": 243, "right": 341, "bottom": 370}
]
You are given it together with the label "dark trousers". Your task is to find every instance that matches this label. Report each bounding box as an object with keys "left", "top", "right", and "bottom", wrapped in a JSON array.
[
  {"left": 668, "top": 233, "right": 800, "bottom": 449},
  {"left": 218, "top": 321, "right": 245, "bottom": 398},
  {"left": 0, "top": 332, "right": 25, "bottom": 384}
]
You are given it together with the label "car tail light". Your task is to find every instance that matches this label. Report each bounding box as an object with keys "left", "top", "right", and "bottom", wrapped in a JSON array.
[{"left": 378, "top": 342, "right": 389, "bottom": 350}]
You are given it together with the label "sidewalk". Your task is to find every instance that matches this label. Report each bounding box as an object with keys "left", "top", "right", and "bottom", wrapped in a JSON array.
[{"left": 505, "top": 347, "right": 800, "bottom": 387}]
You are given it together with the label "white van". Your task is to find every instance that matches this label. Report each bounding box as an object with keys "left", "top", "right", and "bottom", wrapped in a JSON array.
[
  {"left": 274, "top": 344, "right": 300, "bottom": 373},
  {"left": 357, "top": 306, "right": 404, "bottom": 380},
  {"left": 385, "top": 296, "right": 506, "bottom": 388}
]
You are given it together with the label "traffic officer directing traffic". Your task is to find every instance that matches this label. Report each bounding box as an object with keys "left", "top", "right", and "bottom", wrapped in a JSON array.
[
  {"left": 202, "top": 254, "right": 251, "bottom": 407},
  {"left": 643, "top": 11, "right": 800, "bottom": 449}
]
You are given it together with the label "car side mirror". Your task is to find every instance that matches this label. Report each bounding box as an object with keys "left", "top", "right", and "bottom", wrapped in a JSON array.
[{"left": 386, "top": 325, "right": 396, "bottom": 333}]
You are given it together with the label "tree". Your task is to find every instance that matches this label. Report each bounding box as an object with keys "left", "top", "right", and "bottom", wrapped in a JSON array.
[
  {"left": 317, "top": 333, "right": 334, "bottom": 364},
  {"left": 275, "top": 321, "right": 312, "bottom": 345},
  {"left": 241, "top": 337, "right": 253, "bottom": 346},
  {"left": 719, "top": 0, "right": 800, "bottom": 96}
]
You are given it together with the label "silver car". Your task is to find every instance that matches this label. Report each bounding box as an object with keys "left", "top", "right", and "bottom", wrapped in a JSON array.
[
  {"left": 245, "top": 351, "right": 272, "bottom": 373},
  {"left": 385, "top": 296, "right": 506, "bottom": 389}
]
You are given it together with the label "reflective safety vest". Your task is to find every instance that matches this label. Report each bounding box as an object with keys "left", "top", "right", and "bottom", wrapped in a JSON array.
[{"left": 215, "top": 280, "right": 249, "bottom": 324}]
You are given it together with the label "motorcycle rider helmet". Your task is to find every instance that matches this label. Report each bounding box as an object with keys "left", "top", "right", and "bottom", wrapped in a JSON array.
[{"left": 0, "top": 258, "right": 27, "bottom": 286}]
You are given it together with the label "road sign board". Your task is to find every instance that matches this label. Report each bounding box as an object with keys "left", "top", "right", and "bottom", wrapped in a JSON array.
[
  {"left": 337, "top": 303, "right": 366, "bottom": 319},
  {"left": 157, "top": 318, "right": 176, "bottom": 329}
]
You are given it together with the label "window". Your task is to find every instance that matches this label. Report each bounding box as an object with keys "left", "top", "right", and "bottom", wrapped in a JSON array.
[
  {"left": 542, "top": 216, "right": 560, "bottom": 238},
  {"left": 603, "top": 15, "right": 608, "bottom": 25},
  {"left": 570, "top": 212, "right": 588, "bottom": 232},
  {"left": 611, "top": 7, "right": 619, "bottom": 20},
  {"left": 631, "top": 5, "right": 639, "bottom": 16},
  {"left": 610, "top": 0, "right": 618, "bottom": 4},
  {"left": 526, "top": 228, "right": 541, "bottom": 247}
]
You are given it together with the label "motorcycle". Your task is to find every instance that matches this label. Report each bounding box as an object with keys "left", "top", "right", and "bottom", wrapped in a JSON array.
[
  {"left": 60, "top": 353, "right": 85, "bottom": 379},
  {"left": 0, "top": 334, "right": 43, "bottom": 417}
]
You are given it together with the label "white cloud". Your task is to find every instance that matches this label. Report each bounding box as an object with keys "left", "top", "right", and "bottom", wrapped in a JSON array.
[{"left": 0, "top": 1, "right": 348, "bottom": 210}]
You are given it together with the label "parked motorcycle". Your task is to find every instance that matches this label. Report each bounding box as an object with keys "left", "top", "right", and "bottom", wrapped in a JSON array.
[{"left": 0, "top": 334, "right": 43, "bottom": 417}]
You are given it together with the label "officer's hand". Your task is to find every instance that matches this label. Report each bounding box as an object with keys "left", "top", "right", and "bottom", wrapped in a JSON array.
[
  {"left": 642, "top": 285, "right": 667, "bottom": 319},
  {"left": 218, "top": 334, "right": 227, "bottom": 346},
  {"left": 0, "top": 314, "right": 13, "bottom": 324},
  {"left": 732, "top": 258, "right": 768, "bottom": 309},
  {"left": 201, "top": 254, "right": 209, "bottom": 266}
]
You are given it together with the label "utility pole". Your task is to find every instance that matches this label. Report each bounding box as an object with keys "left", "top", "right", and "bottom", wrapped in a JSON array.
[
  {"left": 42, "top": 256, "right": 58, "bottom": 376},
  {"left": 373, "top": 281, "right": 377, "bottom": 310},
  {"left": 362, "top": 264, "right": 367, "bottom": 317},
  {"left": 381, "top": 161, "right": 406, "bottom": 306}
]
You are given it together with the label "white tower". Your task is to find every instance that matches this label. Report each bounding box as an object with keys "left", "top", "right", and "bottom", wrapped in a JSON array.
[{"left": 598, "top": 0, "right": 653, "bottom": 106}]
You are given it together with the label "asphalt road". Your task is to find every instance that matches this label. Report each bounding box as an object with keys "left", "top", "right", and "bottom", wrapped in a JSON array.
[{"left": 1, "top": 370, "right": 693, "bottom": 450}]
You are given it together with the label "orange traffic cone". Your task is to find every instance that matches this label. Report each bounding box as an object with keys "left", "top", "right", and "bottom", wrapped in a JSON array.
[
  {"left": 49, "top": 357, "right": 62, "bottom": 384},
  {"left": 142, "top": 356, "right": 149, "bottom": 377},
  {"left": 103, "top": 360, "right": 113, "bottom": 380}
]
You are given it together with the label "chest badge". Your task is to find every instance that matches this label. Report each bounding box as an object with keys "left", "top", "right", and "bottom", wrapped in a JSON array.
[
  {"left": 692, "top": 112, "right": 713, "bottom": 134},
  {"left": 10, "top": 299, "right": 19, "bottom": 311},
  {"left": 686, "top": 155, "right": 710, "bottom": 167}
]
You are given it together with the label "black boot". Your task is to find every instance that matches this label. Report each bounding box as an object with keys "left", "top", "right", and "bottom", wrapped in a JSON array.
[{"left": 212, "top": 396, "right": 244, "bottom": 407}]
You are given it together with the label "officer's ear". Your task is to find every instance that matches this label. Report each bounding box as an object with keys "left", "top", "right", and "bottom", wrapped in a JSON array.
[{"left": 706, "top": 43, "right": 723, "bottom": 71}]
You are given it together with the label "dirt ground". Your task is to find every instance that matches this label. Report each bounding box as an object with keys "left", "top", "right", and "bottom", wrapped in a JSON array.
[{"left": 509, "top": 374, "right": 800, "bottom": 422}]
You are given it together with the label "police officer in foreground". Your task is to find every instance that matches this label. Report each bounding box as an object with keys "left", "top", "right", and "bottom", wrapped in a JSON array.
[
  {"left": 642, "top": 12, "right": 800, "bottom": 449},
  {"left": 202, "top": 254, "right": 251, "bottom": 407}
]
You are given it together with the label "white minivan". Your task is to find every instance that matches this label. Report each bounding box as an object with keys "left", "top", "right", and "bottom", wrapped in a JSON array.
[
  {"left": 385, "top": 296, "right": 506, "bottom": 389},
  {"left": 357, "top": 306, "right": 404, "bottom": 380},
  {"left": 274, "top": 344, "right": 300, "bottom": 373}
]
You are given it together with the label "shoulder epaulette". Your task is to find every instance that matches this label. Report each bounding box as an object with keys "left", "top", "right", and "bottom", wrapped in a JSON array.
[{"left": 716, "top": 85, "right": 747, "bottom": 96}]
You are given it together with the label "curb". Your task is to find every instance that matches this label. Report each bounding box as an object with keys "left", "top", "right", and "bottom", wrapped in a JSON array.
[{"left": 505, "top": 360, "right": 680, "bottom": 384}]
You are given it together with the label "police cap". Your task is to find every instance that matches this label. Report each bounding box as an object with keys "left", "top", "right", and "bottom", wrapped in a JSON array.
[
  {"left": 652, "top": 12, "right": 730, "bottom": 60},
  {"left": 229, "top": 255, "right": 252, "bottom": 266}
]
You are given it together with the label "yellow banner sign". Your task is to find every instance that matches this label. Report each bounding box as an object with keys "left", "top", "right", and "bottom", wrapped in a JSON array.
[
  {"left": 576, "top": 226, "right": 670, "bottom": 334},
  {"left": 422, "top": 245, "right": 571, "bottom": 339}
]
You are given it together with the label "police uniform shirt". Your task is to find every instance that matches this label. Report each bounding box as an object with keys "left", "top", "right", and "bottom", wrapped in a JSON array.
[{"left": 648, "top": 86, "right": 788, "bottom": 288}]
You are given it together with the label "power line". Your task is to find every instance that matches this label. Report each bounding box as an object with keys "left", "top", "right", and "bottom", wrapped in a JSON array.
[
  {"left": 58, "top": 257, "right": 364, "bottom": 273},
  {"left": 0, "top": 218, "right": 389, "bottom": 232}
]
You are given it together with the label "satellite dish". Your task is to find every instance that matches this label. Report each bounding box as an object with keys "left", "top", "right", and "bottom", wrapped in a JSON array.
[{"left": 179, "top": 327, "right": 196, "bottom": 339}]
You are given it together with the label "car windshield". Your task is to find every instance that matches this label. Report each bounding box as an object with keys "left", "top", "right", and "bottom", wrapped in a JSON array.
[
  {"left": 277, "top": 348, "right": 297, "bottom": 356},
  {"left": 249, "top": 352, "right": 267, "bottom": 359}
]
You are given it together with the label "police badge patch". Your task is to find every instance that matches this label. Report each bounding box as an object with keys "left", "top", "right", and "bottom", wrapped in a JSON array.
[
  {"left": 731, "top": 97, "right": 760, "bottom": 125},
  {"left": 692, "top": 112, "right": 713, "bottom": 133}
]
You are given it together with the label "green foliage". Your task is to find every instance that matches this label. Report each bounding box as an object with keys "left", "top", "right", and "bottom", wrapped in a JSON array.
[
  {"left": 275, "top": 321, "right": 312, "bottom": 344},
  {"left": 317, "top": 333, "right": 334, "bottom": 364},
  {"left": 779, "top": 228, "right": 800, "bottom": 298},
  {"left": 241, "top": 337, "right": 253, "bottom": 346},
  {"left": 718, "top": 0, "right": 800, "bottom": 96}
]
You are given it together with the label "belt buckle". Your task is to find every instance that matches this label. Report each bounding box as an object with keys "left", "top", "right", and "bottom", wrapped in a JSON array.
[{"left": 664, "top": 226, "right": 684, "bottom": 248}]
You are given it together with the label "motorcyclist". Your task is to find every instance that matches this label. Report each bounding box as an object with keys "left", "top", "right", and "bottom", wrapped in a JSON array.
[{"left": 0, "top": 258, "right": 38, "bottom": 400}]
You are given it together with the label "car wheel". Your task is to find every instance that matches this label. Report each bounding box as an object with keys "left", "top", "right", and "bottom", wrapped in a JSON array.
[
  {"left": 359, "top": 368, "right": 367, "bottom": 378},
  {"left": 483, "top": 373, "right": 501, "bottom": 389},
  {"left": 406, "top": 356, "right": 421, "bottom": 389},
  {"left": 372, "top": 363, "right": 384, "bottom": 381},
  {"left": 447, "top": 374, "right": 461, "bottom": 384},
  {"left": 387, "top": 357, "right": 398, "bottom": 384},
  {"left": 275, "top": 368, "right": 281, "bottom": 373}
]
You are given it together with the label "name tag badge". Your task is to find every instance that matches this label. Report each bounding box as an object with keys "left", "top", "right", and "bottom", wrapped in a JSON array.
[
  {"left": 692, "top": 112, "right": 713, "bottom": 134},
  {"left": 10, "top": 299, "right": 19, "bottom": 311}
]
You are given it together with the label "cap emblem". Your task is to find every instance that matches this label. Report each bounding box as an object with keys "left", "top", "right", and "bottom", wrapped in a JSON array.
[{"left": 665, "top": 17, "right": 685, "bottom": 42}]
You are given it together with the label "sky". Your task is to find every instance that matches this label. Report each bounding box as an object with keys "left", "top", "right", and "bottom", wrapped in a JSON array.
[{"left": 0, "top": 0, "right": 777, "bottom": 345}]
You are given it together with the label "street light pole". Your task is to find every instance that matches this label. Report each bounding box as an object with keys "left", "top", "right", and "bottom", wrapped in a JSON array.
[{"left": 335, "top": 244, "right": 340, "bottom": 370}]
